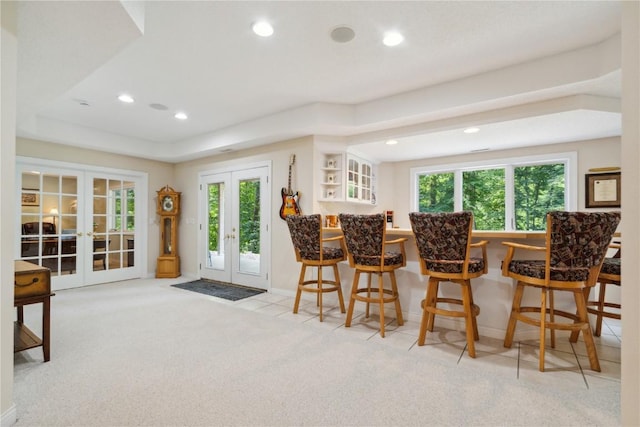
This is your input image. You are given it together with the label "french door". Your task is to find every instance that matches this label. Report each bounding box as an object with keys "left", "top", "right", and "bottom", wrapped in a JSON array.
[
  {"left": 17, "top": 159, "right": 146, "bottom": 290},
  {"left": 199, "top": 165, "right": 270, "bottom": 290}
]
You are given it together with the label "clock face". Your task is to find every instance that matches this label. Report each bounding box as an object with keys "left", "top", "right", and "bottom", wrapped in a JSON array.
[{"left": 162, "top": 196, "right": 174, "bottom": 212}]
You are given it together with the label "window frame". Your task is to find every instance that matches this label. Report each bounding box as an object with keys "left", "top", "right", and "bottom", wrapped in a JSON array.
[{"left": 410, "top": 152, "right": 578, "bottom": 231}]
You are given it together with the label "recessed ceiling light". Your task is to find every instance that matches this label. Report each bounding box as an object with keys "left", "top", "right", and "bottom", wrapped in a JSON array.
[
  {"left": 252, "top": 21, "right": 274, "bottom": 37},
  {"left": 385, "top": 139, "right": 398, "bottom": 145},
  {"left": 174, "top": 112, "right": 188, "bottom": 120},
  {"left": 149, "top": 103, "right": 169, "bottom": 111},
  {"left": 383, "top": 31, "right": 404, "bottom": 47},
  {"left": 118, "top": 94, "right": 134, "bottom": 103},
  {"left": 464, "top": 127, "right": 480, "bottom": 134},
  {"left": 331, "top": 26, "right": 355, "bottom": 43}
]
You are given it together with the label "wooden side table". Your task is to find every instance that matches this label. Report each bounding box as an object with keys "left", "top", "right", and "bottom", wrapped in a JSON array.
[{"left": 14, "top": 260, "right": 54, "bottom": 362}]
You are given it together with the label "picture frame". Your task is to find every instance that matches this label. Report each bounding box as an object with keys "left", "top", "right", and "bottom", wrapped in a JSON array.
[
  {"left": 21, "top": 189, "right": 40, "bottom": 206},
  {"left": 585, "top": 172, "right": 621, "bottom": 208}
]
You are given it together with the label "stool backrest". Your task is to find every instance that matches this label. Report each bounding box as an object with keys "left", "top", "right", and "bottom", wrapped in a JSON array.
[
  {"left": 338, "top": 213, "right": 385, "bottom": 260},
  {"left": 548, "top": 211, "right": 620, "bottom": 270},
  {"left": 409, "top": 211, "right": 473, "bottom": 262},
  {"left": 286, "top": 214, "right": 321, "bottom": 260}
]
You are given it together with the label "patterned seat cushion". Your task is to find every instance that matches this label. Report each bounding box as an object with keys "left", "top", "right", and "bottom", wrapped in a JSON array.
[
  {"left": 302, "top": 247, "right": 344, "bottom": 261},
  {"left": 506, "top": 260, "right": 590, "bottom": 282},
  {"left": 425, "top": 257, "right": 485, "bottom": 274},
  {"left": 600, "top": 257, "right": 621, "bottom": 276},
  {"left": 353, "top": 251, "right": 404, "bottom": 267}
]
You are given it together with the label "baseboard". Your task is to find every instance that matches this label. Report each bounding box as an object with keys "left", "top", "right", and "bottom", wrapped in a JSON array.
[{"left": 1, "top": 403, "right": 17, "bottom": 427}]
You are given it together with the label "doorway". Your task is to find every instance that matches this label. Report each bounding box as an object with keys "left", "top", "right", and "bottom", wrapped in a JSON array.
[
  {"left": 199, "top": 164, "right": 271, "bottom": 290},
  {"left": 17, "top": 158, "right": 147, "bottom": 290}
]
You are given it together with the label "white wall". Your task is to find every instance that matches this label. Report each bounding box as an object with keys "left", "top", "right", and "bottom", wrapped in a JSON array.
[
  {"left": 621, "top": 2, "right": 639, "bottom": 424},
  {"left": 1, "top": 2, "right": 18, "bottom": 424}
]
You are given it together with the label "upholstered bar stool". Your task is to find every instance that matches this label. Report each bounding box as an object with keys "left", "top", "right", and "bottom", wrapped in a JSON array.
[
  {"left": 285, "top": 214, "right": 346, "bottom": 321},
  {"left": 409, "top": 211, "right": 488, "bottom": 358},
  {"left": 587, "top": 242, "right": 621, "bottom": 336},
  {"left": 339, "top": 213, "right": 407, "bottom": 338},
  {"left": 501, "top": 211, "right": 620, "bottom": 372}
]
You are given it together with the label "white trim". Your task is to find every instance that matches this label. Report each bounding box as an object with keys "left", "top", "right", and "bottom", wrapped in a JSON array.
[
  {"left": 1, "top": 404, "right": 16, "bottom": 427},
  {"left": 197, "top": 160, "right": 272, "bottom": 290}
]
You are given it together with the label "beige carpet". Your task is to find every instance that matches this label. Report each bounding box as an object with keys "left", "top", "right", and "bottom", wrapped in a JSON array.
[{"left": 13, "top": 278, "right": 620, "bottom": 426}]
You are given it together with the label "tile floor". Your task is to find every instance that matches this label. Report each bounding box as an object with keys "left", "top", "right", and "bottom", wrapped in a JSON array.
[{"left": 224, "top": 291, "right": 621, "bottom": 389}]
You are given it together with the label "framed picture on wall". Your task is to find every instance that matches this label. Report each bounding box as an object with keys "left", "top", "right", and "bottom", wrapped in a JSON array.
[
  {"left": 585, "top": 172, "right": 621, "bottom": 208},
  {"left": 21, "top": 189, "right": 39, "bottom": 206}
]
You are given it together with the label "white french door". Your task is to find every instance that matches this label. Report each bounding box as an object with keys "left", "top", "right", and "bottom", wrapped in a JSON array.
[
  {"left": 199, "top": 165, "right": 270, "bottom": 290},
  {"left": 17, "top": 158, "right": 146, "bottom": 290}
]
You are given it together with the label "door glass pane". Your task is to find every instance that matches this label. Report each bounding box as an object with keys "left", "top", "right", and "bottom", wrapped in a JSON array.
[
  {"left": 93, "top": 178, "right": 136, "bottom": 271},
  {"left": 238, "top": 178, "right": 260, "bottom": 275},
  {"left": 123, "top": 184, "right": 136, "bottom": 267},
  {"left": 20, "top": 172, "right": 78, "bottom": 277},
  {"left": 207, "top": 183, "right": 224, "bottom": 270}
]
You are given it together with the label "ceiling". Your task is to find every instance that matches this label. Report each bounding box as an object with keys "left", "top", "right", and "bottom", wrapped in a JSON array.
[{"left": 15, "top": 1, "right": 622, "bottom": 163}]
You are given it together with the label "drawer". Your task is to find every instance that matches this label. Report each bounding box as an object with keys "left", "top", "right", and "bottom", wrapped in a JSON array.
[{"left": 14, "top": 264, "right": 51, "bottom": 299}]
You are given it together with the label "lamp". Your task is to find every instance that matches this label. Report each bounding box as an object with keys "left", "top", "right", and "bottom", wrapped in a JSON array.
[{"left": 49, "top": 208, "right": 58, "bottom": 228}]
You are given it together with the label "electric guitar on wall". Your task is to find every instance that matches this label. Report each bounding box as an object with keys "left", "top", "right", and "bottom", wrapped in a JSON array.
[{"left": 280, "top": 154, "right": 301, "bottom": 220}]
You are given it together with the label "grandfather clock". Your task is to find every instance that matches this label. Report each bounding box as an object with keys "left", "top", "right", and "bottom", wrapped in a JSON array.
[{"left": 156, "top": 185, "right": 181, "bottom": 278}]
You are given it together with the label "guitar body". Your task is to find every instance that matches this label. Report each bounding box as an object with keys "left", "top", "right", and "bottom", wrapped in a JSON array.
[
  {"left": 280, "top": 154, "right": 301, "bottom": 220},
  {"left": 280, "top": 187, "right": 301, "bottom": 219}
]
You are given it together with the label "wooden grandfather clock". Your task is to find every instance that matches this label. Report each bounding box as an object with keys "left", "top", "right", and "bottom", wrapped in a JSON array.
[{"left": 156, "top": 185, "right": 181, "bottom": 278}]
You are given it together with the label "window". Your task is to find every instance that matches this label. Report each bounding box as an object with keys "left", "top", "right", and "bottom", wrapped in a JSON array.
[
  {"left": 108, "top": 185, "right": 135, "bottom": 232},
  {"left": 411, "top": 152, "right": 577, "bottom": 231}
]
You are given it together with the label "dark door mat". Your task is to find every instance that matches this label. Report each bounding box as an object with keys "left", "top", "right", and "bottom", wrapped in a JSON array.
[{"left": 171, "top": 280, "right": 266, "bottom": 301}]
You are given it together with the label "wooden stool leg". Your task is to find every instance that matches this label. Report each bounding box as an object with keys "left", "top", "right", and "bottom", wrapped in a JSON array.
[
  {"left": 318, "top": 266, "right": 324, "bottom": 322},
  {"left": 549, "top": 289, "right": 556, "bottom": 349},
  {"left": 467, "top": 281, "right": 479, "bottom": 340},
  {"left": 570, "top": 288, "right": 590, "bottom": 343},
  {"left": 345, "top": 270, "right": 360, "bottom": 327},
  {"left": 594, "top": 282, "right": 607, "bottom": 337},
  {"left": 334, "top": 264, "right": 346, "bottom": 313},
  {"left": 504, "top": 282, "right": 524, "bottom": 348},
  {"left": 417, "top": 279, "right": 433, "bottom": 346},
  {"left": 539, "top": 288, "right": 547, "bottom": 372},
  {"left": 426, "top": 278, "right": 439, "bottom": 332},
  {"left": 390, "top": 270, "right": 403, "bottom": 326},
  {"left": 378, "top": 273, "right": 386, "bottom": 338},
  {"left": 574, "top": 289, "right": 601, "bottom": 371},
  {"left": 365, "top": 272, "right": 372, "bottom": 318},
  {"left": 293, "top": 265, "right": 306, "bottom": 314},
  {"left": 461, "top": 281, "right": 476, "bottom": 358}
]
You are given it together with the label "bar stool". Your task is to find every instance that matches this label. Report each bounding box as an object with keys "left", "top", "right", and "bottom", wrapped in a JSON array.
[
  {"left": 501, "top": 211, "right": 620, "bottom": 372},
  {"left": 339, "top": 213, "right": 407, "bottom": 338},
  {"left": 409, "top": 211, "right": 488, "bottom": 358},
  {"left": 285, "top": 214, "right": 346, "bottom": 321},
  {"left": 587, "top": 242, "right": 621, "bottom": 336}
]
